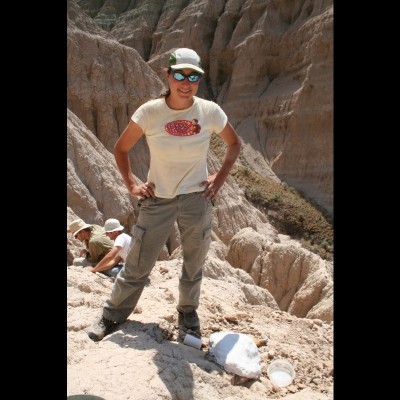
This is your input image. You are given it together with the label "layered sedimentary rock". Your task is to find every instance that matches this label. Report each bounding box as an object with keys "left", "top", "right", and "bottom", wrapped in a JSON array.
[
  {"left": 67, "top": 0, "right": 333, "bottom": 322},
  {"left": 72, "top": 0, "right": 333, "bottom": 215}
]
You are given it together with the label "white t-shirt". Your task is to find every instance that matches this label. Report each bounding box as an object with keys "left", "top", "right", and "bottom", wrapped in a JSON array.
[
  {"left": 113, "top": 233, "right": 132, "bottom": 262},
  {"left": 132, "top": 96, "right": 228, "bottom": 198}
]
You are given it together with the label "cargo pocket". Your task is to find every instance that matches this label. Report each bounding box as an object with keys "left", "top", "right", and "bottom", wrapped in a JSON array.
[
  {"left": 194, "top": 224, "right": 212, "bottom": 265},
  {"left": 126, "top": 225, "right": 146, "bottom": 267}
]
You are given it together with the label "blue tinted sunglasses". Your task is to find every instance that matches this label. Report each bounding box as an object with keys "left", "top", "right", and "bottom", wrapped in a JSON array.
[{"left": 171, "top": 70, "right": 201, "bottom": 83}]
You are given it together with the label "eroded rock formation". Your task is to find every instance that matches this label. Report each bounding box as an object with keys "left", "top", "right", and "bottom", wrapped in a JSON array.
[
  {"left": 67, "top": 2, "right": 333, "bottom": 397},
  {"left": 67, "top": 0, "right": 333, "bottom": 321},
  {"left": 71, "top": 0, "right": 333, "bottom": 215}
]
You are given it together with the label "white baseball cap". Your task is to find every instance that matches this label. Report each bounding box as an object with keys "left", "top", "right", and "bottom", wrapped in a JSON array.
[{"left": 168, "top": 48, "right": 204, "bottom": 75}]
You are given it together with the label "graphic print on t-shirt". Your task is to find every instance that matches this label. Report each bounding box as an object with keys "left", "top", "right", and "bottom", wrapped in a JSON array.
[{"left": 165, "top": 119, "right": 201, "bottom": 136}]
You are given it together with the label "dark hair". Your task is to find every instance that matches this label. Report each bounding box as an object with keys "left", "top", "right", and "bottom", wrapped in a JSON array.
[{"left": 159, "top": 67, "right": 171, "bottom": 98}]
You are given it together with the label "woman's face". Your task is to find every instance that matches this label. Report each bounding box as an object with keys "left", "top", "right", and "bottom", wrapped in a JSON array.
[{"left": 167, "top": 68, "right": 201, "bottom": 99}]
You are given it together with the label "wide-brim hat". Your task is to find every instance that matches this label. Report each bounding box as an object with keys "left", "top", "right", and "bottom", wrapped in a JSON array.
[
  {"left": 104, "top": 218, "right": 124, "bottom": 233},
  {"left": 68, "top": 218, "right": 92, "bottom": 236},
  {"left": 168, "top": 48, "right": 204, "bottom": 75}
]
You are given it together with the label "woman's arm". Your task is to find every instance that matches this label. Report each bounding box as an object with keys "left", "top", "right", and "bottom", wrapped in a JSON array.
[
  {"left": 201, "top": 121, "right": 241, "bottom": 200},
  {"left": 114, "top": 119, "right": 155, "bottom": 199}
]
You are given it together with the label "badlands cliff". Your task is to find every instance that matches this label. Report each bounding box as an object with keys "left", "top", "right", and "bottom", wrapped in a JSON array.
[{"left": 67, "top": 1, "right": 333, "bottom": 399}]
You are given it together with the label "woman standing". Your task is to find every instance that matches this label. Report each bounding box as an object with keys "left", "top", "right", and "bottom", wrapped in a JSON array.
[{"left": 88, "top": 48, "right": 241, "bottom": 341}]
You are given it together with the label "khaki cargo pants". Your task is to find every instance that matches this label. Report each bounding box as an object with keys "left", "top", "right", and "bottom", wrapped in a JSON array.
[{"left": 103, "top": 192, "right": 213, "bottom": 323}]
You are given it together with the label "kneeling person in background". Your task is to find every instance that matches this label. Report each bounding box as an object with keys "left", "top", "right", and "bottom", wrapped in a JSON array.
[
  {"left": 69, "top": 218, "right": 114, "bottom": 268},
  {"left": 86, "top": 218, "right": 132, "bottom": 278}
]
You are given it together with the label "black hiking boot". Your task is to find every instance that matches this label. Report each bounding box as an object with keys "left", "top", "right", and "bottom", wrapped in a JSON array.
[
  {"left": 87, "top": 316, "right": 117, "bottom": 342},
  {"left": 178, "top": 310, "right": 200, "bottom": 329}
]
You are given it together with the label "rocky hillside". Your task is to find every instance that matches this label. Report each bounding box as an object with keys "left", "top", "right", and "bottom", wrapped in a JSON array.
[
  {"left": 67, "top": 254, "right": 333, "bottom": 400},
  {"left": 67, "top": 1, "right": 333, "bottom": 399},
  {"left": 68, "top": 0, "right": 333, "bottom": 216}
]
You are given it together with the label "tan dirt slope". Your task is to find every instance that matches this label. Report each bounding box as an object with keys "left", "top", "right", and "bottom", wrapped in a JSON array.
[{"left": 67, "top": 255, "right": 333, "bottom": 400}]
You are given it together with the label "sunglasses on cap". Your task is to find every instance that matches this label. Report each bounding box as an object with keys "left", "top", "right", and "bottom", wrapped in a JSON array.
[{"left": 171, "top": 70, "right": 201, "bottom": 83}]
